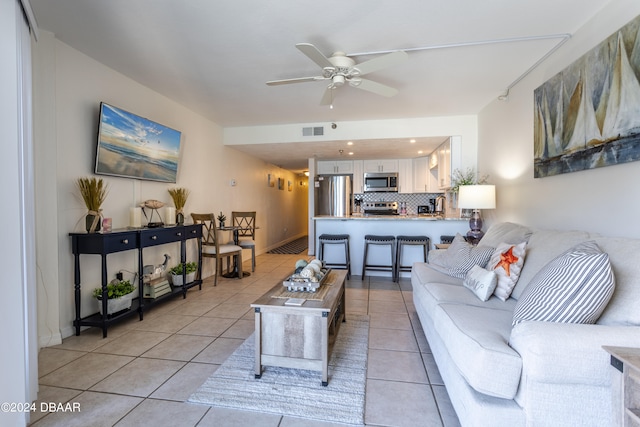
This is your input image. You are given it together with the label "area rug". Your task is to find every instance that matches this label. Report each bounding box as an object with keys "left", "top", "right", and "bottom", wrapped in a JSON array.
[
  {"left": 188, "top": 314, "right": 369, "bottom": 425},
  {"left": 267, "top": 236, "right": 308, "bottom": 254}
]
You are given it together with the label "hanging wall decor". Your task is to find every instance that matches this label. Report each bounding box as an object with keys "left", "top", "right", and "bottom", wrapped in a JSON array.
[{"left": 534, "top": 14, "right": 640, "bottom": 178}]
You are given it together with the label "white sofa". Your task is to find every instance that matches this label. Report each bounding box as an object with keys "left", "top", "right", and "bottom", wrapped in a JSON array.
[{"left": 411, "top": 222, "right": 640, "bottom": 426}]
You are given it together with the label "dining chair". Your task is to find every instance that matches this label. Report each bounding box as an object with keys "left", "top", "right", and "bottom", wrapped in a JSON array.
[
  {"left": 231, "top": 211, "right": 256, "bottom": 272},
  {"left": 191, "top": 213, "right": 243, "bottom": 286}
]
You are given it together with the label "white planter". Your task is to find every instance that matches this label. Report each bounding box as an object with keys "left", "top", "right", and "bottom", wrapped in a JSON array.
[
  {"left": 97, "top": 291, "right": 134, "bottom": 315},
  {"left": 171, "top": 272, "right": 196, "bottom": 287}
]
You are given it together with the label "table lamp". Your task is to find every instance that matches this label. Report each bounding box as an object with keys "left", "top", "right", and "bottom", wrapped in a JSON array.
[{"left": 457, "top": 185, "right": 496, "bottom": 243}]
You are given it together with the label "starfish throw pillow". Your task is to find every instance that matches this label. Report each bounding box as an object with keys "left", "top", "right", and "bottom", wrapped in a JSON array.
[{"left": 489, "top": 241, "right": 527, "bottom": 301}]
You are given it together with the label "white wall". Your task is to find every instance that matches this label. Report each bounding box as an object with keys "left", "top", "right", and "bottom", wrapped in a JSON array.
[
  {"left": 33, "top": 35, "right": 308, "bottom": 344},
  {"left": 478, "top": 0, "right": 640, "bottom": 238}
]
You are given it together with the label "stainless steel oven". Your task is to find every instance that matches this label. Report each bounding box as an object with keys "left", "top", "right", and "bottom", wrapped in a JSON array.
[{"left": 363, "top": 172, "right": 398, "bottom": 192}]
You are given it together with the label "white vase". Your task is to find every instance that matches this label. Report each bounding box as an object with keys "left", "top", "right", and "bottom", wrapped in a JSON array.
[
  {"left": 97, "top": 292, "right": 134, "bottom": 315},
  {"left": 171, "top": 272, "right": 196, "bottom": 287}
]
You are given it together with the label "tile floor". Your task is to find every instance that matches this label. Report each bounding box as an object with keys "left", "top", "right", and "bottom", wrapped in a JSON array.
[{"left": 31, "top": 253, "right": 460, "bottom": 427}]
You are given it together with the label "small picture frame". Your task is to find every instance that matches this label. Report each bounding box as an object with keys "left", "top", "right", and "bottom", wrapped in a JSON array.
[
  {"left": 288, "top": 180, "right": 292, "bottom": 191},
  {"left": 267, "top": 173, "right": 275, "bottom": 187},
  {"left": 460, "top": 208, "right": 473, "bottom": 219},
  {"left": 278, "top": 177, "right": 284, "bottom": 190}
]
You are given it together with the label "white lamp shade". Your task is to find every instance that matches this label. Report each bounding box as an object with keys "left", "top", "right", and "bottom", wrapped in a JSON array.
[{"left": 457, "top": 185, "right": 496, "bottom": 209}]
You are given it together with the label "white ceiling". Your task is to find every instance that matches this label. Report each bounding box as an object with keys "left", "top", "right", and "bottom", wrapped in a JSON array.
[{"left": 29, "top": 0, "right": 611, "bottom": 171}]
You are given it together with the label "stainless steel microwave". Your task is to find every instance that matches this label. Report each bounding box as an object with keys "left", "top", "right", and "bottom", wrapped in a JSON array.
[{"left": 363, "top": 172, "right": 398, "bottom": 192}]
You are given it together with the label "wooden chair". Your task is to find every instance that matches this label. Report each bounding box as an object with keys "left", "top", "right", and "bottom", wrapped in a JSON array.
[
  {"left": 232, "top": 211, "right": 256, "bottom": 272},
  {"left": 191, "top": 213, "right": 243, "bottom": 286}
]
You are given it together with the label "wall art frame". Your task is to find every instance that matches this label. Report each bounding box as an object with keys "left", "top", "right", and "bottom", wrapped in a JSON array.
[{"left": 534, "top": 14, "right": 640, "bottom": 178}]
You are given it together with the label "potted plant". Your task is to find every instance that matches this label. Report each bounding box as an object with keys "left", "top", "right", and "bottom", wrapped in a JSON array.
[
  {"left": 217, "top": 211, "right": 227, "bottom": 228},
  {"left": 169, "top": 262, "right": 198, "bottom": 287},
  {"left": 168, "top": 187, "right": 190, "bottom": 225},
  {"left": 93, "top": 279, "right": 135, "bottom": 315},
  {"left": 77, "top": 177, "right": 109, "bottom": 232}
]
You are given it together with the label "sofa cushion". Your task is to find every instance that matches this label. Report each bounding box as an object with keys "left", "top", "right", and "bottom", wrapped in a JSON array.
[
  {"left": 412, "top": 263, "right": 517, "bottom": 311},
  {"left": 423, "top": 280, "right": 517, "bottom": 311},
  {"left": 512, "top": 241, "right": 615, "bottom": 326},
  {"left": 594, "top": 237, "right": 640, "bottom": 325},
  {"left": 443, "top": 234, "right": 495, "bottom": 279},
  {"left": 433, "top": 303, "right": 522, "bottom": 399},
  {"left": 511, "top": 229, "right": 591, "bottom": 300},
  {"left": 427, "top": 248, "right": 448, "bottom": 266},
  {"left": 463, "top": 265, "right": 497, "bottom": 301},
  {"left": 478, "top": 222, "right": 532, "bottom": 249},
  {"left": 412, "top": 262, "right": 464, "bottom": 287},
  {"left": 488, "top": 241, "right": 527, "bottom": 301}
]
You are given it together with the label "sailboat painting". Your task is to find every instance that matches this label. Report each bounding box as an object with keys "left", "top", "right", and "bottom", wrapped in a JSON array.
[{"left": 534, "top": 14, "right": 640, "bottom": 178}]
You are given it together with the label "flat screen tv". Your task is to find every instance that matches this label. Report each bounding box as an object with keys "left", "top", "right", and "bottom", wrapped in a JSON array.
[{"left": 95, "top": 102, "right": 182, "bottom": 183}]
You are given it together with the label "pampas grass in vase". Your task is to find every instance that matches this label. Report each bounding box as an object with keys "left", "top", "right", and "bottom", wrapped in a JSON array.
[
  {"left": 168, "top": 187, "right": 190, "bottom": 225},
  {"left": 76, "top": 177, "right": 108, "bottom": 232}
]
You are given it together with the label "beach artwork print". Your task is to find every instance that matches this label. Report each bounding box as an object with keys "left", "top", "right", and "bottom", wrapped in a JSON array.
[
  {"left": 95, "top": 103, "right": 182, "bottom": 183},
  {"left": 534, "top": 14, "right": 640, "bottom": 178}
]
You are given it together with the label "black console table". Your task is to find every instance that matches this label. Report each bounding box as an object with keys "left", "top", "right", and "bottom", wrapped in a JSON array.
[{"left": 70, "top": 224, "right": 203, "bottom": 338}]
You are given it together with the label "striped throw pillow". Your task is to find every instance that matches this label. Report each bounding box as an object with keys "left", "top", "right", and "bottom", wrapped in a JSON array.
[
  {"left": 512, "top": 241, "right": 615, "bottom": 326},
  {"left": 445, "top": 234, "right": 495, "bottom": 279}
]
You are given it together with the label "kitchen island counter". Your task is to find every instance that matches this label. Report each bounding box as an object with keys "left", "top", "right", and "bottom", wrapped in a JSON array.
[
  {"left": 314, "top": 215, "right": 468, "bottom": 279},
  {"left": 314, "top": 214, "right": 464, "bottom": 221}
]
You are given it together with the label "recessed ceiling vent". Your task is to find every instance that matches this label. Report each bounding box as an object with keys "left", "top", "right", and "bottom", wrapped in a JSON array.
[{"left": 302, "top": 126, "right": 324, "bottom": 136}]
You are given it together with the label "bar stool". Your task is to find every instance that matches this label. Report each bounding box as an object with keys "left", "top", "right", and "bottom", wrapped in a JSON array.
[
  {"left": 362, "top": 235, "right": 396, "bottom": 280},
  {"left": 318, "top": 234, "right": 351, "bottom": 279},
  {"left": 395, "top": 235, "right": 430, "bottom": 282}
]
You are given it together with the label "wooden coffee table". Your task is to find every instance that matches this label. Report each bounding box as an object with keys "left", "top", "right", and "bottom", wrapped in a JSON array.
[{"left": 250, "top": 269, "right": 347, "bottom": 386}]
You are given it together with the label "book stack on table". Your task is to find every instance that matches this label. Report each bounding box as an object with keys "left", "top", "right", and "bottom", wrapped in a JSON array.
[{"left": 143, "top": 277, "right": 171, "bottom": 299}]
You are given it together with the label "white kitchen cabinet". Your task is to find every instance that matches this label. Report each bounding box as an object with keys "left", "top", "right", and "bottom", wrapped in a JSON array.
[
  {"left": 413, "top": 156, "right": 428, "bottom": 192},
  {"left": 429, "top": 151, "right": 438, "bottom": 169},
  {"left": 352, "top": 160, "right": 364, "bottom": 194},
  {"left": 432, "top": 136, "right": 461, "bottom": 190},
  {"left": 398, "top": 159, "right": 413, "bottom": 193},
  {"left": 414, "top": 156, "right": 441, "bottom": 193},
  {"left": 363, "top": 159, "right": 398, "bottom": 173},
  {"left": 317, "top": 160, "right": 354, "bottom": 175},
  {"left": 438, "top": 140, "right": 451, "bottom": 189}
]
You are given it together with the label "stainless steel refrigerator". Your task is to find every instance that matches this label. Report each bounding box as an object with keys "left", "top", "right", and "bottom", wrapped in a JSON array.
[{"left": 315, "top": 175, "right": 352, "bottom": 216}]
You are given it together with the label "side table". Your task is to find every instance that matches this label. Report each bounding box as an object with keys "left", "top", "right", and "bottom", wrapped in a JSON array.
[{"left": 603, "top": 346, "right": 640, "bottom": 426}]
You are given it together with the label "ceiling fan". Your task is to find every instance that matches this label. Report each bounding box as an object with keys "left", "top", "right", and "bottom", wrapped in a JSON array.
[{"left": 266, "top": 43, "right": 408, "bottom": 105}]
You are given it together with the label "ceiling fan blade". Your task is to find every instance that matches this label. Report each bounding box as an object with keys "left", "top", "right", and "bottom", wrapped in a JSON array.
[
  {"left": 351, "top": 50, "right": 408, "bottom": 76},
  {"left": 320, "top": 86, "right": 335, "bottom": 106},
  {"left": 350, "top": 78, "right": 398, "bottom": 97},
  {"left": 296, "top": 43, "right": 334, "bottom": 69},
  {"left": 266, "top": 76, "right": 326, "bottom": 86}
]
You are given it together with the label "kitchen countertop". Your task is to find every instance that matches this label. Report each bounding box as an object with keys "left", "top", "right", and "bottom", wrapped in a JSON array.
[{"left": 314, "top": 214, "right": 466, "bottom": 221}]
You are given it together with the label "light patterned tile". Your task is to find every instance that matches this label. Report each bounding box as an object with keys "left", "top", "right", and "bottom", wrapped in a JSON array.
[
  {"left": 192, "top": 337, "right": 244, "bottom": 364},
  {"left": 38, "top": 348, "right": 87, "bottom": 377},
  {"left": 365, "top": 379, "right": 442, "bottom": 427},
  {"left": 142, "top": 334, "right": 214, "bottom": 361},
  {"left": 39, "top": 353, "right": 134, "bottom": 389},
  {"left": 92, "top": 330, "right": 171, "bottom": 357},
  {"left": 149, "top": 362, "right": 219, "bottom": 401},
  {"left": 32, "top": 391, "right": 142, "bottom": 427},
  {"left": 90, "top": 358, "right": 185, "bottom": 397},
  {"left": 114, "top": 398, "right": 208, "bottom": 427}
]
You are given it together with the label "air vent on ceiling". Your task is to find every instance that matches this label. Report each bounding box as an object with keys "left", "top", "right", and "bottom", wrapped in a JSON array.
[{"left": 302, "top": 126, "right": 324, "bottom": 136}]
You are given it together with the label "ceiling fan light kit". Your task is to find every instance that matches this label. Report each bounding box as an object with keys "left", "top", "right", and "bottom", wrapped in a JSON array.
[{"left": 267, "top": 43, "right": 408, "bottom": 105}]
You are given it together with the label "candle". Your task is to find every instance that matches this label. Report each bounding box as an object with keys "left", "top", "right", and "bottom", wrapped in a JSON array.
[
  {"left": 129, "top": 207, "right": 142, "bottom": 228},
  {"left": 165, "top": 207, "right": 176, "bottom": 225}
]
